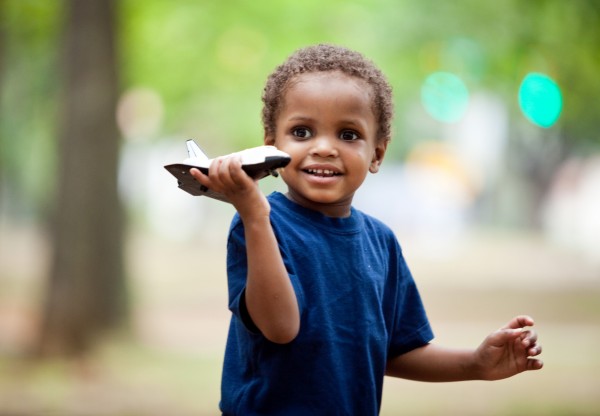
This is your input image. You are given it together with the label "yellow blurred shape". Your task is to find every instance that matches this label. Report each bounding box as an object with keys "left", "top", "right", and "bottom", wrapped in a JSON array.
[{"left": 406, "top": 141, "right": 479, "bottom": 201}]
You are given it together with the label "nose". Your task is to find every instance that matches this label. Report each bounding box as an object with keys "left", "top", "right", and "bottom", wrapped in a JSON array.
[{"left": 310, "top": 134, "right": 338, "bottom": 158}]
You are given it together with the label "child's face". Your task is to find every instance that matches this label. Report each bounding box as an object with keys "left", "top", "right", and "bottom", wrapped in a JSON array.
[{"left": 265, "top": 71, "right": 388, "bottom": 217}]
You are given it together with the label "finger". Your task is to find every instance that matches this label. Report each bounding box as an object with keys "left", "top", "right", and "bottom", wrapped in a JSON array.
[
  {"left": 520, "top": 329, "right": 538, "bottom": 348},
  {"left": 216, "top": 156, "right": 230, "bottom": 183},
  {"left": 486, "top": 327, "right": 524, "bottom": 347},
  {"left": 528, "top": 343, "right": 542, "bottom": 357},
  {"left": 504, "top": 315, "right": 535, "bottom": 331},
  {"left": 527, "top": 358, "right": 544, "bottom": 371},
  {"left": 227, "top": 156, "right": 249, "bottom": 184},
  {"left": 190, "top": 167, "right": 210, "bottom": 186},
  {"left": 209, "top": 156, "right": 223, "bottom": 178},
  {"left": 230, "top": 158, "right": 257, "bottom": 190},
  {"left": 209, "top": 157, "right": 229, "bottom": 189},
  {"left": 219, "top": 156, "right": 246, "bottom": 189},
  {"left": 210, "top": 155, "right": 232, "bottom": 175}
]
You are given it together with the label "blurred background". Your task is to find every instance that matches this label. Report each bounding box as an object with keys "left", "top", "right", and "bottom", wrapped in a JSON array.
[{"left": 1, "top": 0, "right": 599, "bottom": 414}]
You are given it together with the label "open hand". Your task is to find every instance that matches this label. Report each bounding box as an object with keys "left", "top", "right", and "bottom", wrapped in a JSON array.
[{"left": 475, "top": 315, "right": 543, "bottom": 380}]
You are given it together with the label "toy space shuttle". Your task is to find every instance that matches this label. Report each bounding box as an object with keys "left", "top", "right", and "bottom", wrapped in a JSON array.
[{"left": 164, "top": 140, "right": 291, "bottom": 202}]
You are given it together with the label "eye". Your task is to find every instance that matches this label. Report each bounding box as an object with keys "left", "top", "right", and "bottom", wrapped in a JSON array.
[
  {"left": 292, "top": 127, "right": 313, "bottom": 139},
  {"left": 340, "top": 130, "right": 360, "bottom": 141}
]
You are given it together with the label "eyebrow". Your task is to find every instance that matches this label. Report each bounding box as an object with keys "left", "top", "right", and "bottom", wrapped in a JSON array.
[
  {"left": 286, "top": 115, "right": 314, "bottom": 123},
  {"left": 286, "top": 115, "right": 365, "bottom": 128}
]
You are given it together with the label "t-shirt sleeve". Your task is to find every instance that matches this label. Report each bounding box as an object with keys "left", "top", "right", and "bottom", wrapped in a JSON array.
[{"left": 386, "top": 241, "right": 434, "bottom": 357}]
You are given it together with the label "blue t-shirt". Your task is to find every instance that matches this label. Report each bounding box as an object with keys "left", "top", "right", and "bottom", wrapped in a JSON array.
[{"left": 220, "top": 192, "right": 433, "bottom": 415}]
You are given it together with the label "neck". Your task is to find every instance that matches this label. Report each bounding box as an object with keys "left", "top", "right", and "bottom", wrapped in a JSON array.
[{"left": 284, "top": 191, "right": 352, "bottom": 218}]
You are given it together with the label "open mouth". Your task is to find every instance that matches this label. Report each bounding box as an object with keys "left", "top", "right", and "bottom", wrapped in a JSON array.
[{"left": 304, "top": 168, "right": 342, "bottom": 177}]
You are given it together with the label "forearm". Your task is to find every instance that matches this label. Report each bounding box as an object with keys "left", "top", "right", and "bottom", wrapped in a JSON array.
[
  {"left": 243, "top": 215, "right": 300, "bottom": 344},
  {"left": 387, "top": 317, "right": 543, "bottom": 382},
  {"left": 386, "top": 344, "right": 482, "bottom": 382},
  {"left": 189, "top": 160, "right": 299, "bottom": 343}
]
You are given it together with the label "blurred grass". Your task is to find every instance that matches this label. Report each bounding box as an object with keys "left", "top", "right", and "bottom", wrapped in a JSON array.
[
  {"left": 1, "top": 225, "right": 599, "bottom": 415},
  {"left": 0, "top": 342, "right": 223, "bottom": 416}
]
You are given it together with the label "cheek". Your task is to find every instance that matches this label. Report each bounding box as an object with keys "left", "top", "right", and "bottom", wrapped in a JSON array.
[
  {"left": 279, "top": 167, "right": 298, "bottom": 188},
  {"left": 277, "top": 140, "right": 305, "bottom": 159},
  {"left": 349, "top": 147, "right": 375, "bottom": 167}
]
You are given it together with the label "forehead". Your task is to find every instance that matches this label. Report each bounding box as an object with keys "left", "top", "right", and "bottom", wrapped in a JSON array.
[{"left": 282, "top": 71, "right": 375, "bottom": 114}]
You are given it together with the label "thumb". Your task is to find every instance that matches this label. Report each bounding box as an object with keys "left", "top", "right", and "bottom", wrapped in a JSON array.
[
  {"left": 486, "top": 328, "right": 523, "bottom": 348},
  {"left": 504, "top": 315, "right": 535, "bottom": 330}
]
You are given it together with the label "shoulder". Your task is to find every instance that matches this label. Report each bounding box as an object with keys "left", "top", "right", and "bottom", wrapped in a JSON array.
[
  {"left": 353, "top": 208, "right": 406, "bottom": 260},
  {"left": 354, "top": 207, "right": 396, "bottom": 239}
]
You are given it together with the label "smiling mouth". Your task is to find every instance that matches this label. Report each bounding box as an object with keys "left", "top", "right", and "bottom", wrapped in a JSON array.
[{"left": 304, "top": 168, "right": 342, "bottom": 177}]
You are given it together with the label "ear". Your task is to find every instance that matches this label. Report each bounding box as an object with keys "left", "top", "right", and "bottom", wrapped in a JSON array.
[
  {"left": 264, "top": 134, "right": 275, "bottom": 146},
  {"left": 369, "top": 139, "right": 388, "bottom": 174}
]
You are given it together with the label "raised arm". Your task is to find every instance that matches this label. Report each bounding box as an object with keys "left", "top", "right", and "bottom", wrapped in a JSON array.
[
  {"left": 386, "top": 315, "right": 543, "bottom": 382},
  {"left": 190, "top": 156, "right": 300, "bottom": 344}
]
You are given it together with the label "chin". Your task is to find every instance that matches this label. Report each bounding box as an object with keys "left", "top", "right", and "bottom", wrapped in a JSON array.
[{"left": 305, "top": 190, "right": 352, "bottom": 206}]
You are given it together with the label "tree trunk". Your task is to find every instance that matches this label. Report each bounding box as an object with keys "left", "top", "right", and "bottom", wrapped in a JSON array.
[
  {"left": 0, "top": 0, "right": 5, "bottom": 187},
  {"left": 39, "top": 0, "right": 127, "bottom": 357}
]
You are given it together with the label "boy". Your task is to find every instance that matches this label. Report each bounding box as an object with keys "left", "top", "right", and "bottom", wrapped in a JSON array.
[{"left": 190, "top": 44, "right": 542, "bottom": 415}]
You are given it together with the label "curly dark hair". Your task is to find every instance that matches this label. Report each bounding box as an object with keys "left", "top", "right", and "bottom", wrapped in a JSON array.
[{"left": 261, "top": 44, "right": 394, "bottom": 142}]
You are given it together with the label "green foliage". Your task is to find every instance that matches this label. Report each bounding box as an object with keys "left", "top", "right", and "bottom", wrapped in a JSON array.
[
  {"left": 118, "top": 0, "right": 392, "bottom": 149},
  {"left": 1, "top": 0, "right": 599, "bottom": 220}
]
